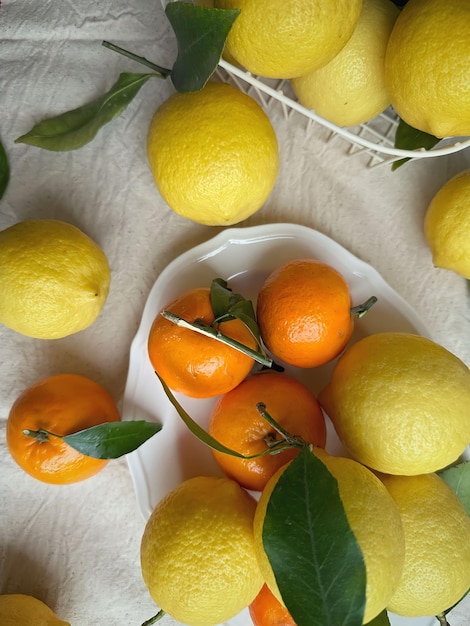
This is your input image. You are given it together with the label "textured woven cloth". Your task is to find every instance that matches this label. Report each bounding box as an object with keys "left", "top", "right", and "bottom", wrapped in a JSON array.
[{"left": 1, "top": 1, "right": 469, "bottom": 625}]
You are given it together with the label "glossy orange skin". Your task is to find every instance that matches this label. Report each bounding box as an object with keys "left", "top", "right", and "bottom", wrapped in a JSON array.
[
  {"left": 249, "top": 584, "right": 297, "bottom": 626},
  {"left": 208, "top": 370, "right": 326, "bottom": 491},
  {"left": 148, "top": 287, "right": 257, "bottom": 398},
  {"left": 256, "top": 259, "right": 353, "bottom": 368},
  {"left": 7, "top": 374, "right": 121, "bottom": 484}
]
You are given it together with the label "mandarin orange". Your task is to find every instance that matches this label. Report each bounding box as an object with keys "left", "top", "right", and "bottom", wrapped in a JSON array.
[
  {"left": 208, "top": 370, "right": 326, "bottom": 491},
  {"left": 7, "top": 373, "right": 121, "bottom": 484},
  {"left": 256, "top": 259, "right": 360, "bottom": 368},
  {"left": 148, "top": 287, "right": 257, "bottom": 398},
  {"left": 249, "top": 583, "right": 297, "bottom": 626}
]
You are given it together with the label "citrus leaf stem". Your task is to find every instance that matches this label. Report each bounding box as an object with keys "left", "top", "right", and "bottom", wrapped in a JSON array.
[
  {"left": 160, "top": 310, "right": 274, "bottom": 368},
  {"left": 157, "top": 374, "right": 305, "bottom": 458},
  {"left": 101, "top": 41, "right": 171, "bottom": 77},
  {"left": 350, "top": 296, "right": 378, "bottom": 319},
  {"left": 436, "top": 613, "right": 450, "bottom": 626},
  {"left": 22, "top": 421, "right": 162, "bottom": 459},
  {"left": 22, "top": 428, "right": 51, "bottom": 443},
  {"left": 141, "top": 609, "right": 166, "bottom": 626},
  {"left": 257, "top": 403, "right": 306, "bottom": 450}
]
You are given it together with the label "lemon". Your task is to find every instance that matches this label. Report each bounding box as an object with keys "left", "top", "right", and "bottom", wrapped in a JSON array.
[
  {"left": 214, "top": 0, "right": 363, "bottom": 79},
  {"left": 424, "top": 169, "right": 470, "bottom": 279},
  {"left": 319, "top": 332, "right": 470, "bottom": 475},
  {"left": 379, "top": 472, "right": 470, "bottom": 617},
  {"left": 384, "top": 0, "right": 470, "bottom": 138},
  {"left": 140, "top": 476, "right": 264, "bottom": 625},
  {"left": 0, "top": 594, "right": 70, "bottom": 625},
  {"left": 147, "top": 81, "right": 279, "bottom": 226},
  {"left": 253, "top": 448, "right": 405, "bottom": 624},
  {"left": 291, "top": 0, "right": 399, "bottom": 127},
  {"left": 0, "top": 219, "right": 110, "bottom": 339}
]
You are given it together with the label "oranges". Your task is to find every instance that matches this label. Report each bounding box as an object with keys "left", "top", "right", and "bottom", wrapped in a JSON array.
[
  {"left": 208, "top": 370, "right": 326, "bottom": 491},
  {"left": 148, "top": 287, "right": 258, "bottom": 398},
  {"left": 249, "top": 584, "right": 296, "bottom": 626},
  {"left": 256, "top": 258, "right": 369, "bottom": 368},
  {"left": 7, "top": 373, "right": 121, "bottom": 484}
]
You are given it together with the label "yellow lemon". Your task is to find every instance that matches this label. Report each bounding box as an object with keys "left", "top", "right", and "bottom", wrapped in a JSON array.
[
  {"left": 214, "top": 0, "right": 363, "bottom": 79},
  {"left": 384, "top": 0, "right": 470, "bottom": 138},
  {"left": 424, "top": 169, "right": 470, "bottom": 279},
  {"left": 0, "top": 219, "right": 110, "bottom": 339},
  {"left": 253, "top": 449, "right": 405, "bottom": 625},
  {"left": 379, "top": 472, "right": 470, "bottom": 617},
  {"left": 147, "top": 81, "right": 279, "bottom": 226},
  {"left": 319, "top": 332, "right": 470, "bottom": 475},
  {"left": 140, "top": 476, "right": 264, "bottom": 625},
  {"left": 291, "top": 0, "right": 399, "bottom": 127},
  {"left": 0, "top": 594, "right": 70, "bottom": 626}
]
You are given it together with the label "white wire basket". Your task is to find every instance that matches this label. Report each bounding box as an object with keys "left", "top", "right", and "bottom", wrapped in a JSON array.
[{"left": 163, "top": 1, "right": 470, "bottom": 168}]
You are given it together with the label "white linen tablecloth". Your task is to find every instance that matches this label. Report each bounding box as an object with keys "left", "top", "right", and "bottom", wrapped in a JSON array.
[{"left": 1, "top": 2, "right": 469, "bottom": 625}]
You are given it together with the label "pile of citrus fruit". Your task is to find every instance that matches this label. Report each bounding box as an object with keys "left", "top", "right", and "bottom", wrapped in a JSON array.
[{"left": 140, "top": 256, "right": 470, "bottom": 625}]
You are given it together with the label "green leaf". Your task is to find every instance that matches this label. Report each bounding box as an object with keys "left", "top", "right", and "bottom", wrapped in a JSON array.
[
  {"left": 366, "top": 610, "right": 391, "bottom": 626},
  {"left": 166, "top": 2, "right": 240, "bottom": 92},
  {"left": 158, "top": 373, "right": 251, "bottom": 458},
  {"left": 0, "top": 139, "right": 9, "bottom": 200},
  {"left": 63, "top": 420, "right": 162, "bottom": 459},
  {"left": 263, "top": 447, "right": 366, "bottom": 626},
  {"left": 438, "top": 460, "right": 470, "bottom": 516},
  {"left": 15, "top": 72, "right": 155, "bottom": 151},
  {"left": 210, "top": 278, "right": 262, "bottom": 343},
  {"left": 392, "top": 118, "right": 441, "bottom": 170}
]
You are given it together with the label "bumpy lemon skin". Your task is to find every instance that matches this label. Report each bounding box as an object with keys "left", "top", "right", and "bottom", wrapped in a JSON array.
[
  {"left": 147, "top": 82, "right": 279, "bottom": 226},
  {"left": 424, "top": 169, "right": 470, "bottom": 279}
]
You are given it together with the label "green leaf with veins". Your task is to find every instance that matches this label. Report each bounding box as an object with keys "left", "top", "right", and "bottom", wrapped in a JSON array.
[
  {"left": 166, "top": 2, "right": 240, "bottom": 92},
  {"left": 392, "top": 118, "right": 440, "bottom": 170},
  {"left": 62, "top": 420, "right": 162, "bottom": 458},
  {"left": 210, "top": 278, "right": 262, "bottom": 344},
  {"left": 263, "top": 447, "right": 366, "bottom": 626},
  {"left": 15, "top": 72, "right": 155, "bottom": 151}
]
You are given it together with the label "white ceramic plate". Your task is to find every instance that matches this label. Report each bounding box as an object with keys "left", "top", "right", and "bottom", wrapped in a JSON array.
[{"left": 122, "top": 223, "right": 434, "bottom": 626}]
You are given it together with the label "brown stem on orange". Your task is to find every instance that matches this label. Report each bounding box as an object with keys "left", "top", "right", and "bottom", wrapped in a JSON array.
[
  {"left": 22, "top": 428, "right": 52, "bottom": 443},
  {"left": 350, "top": 296, "right": 378, "bottom": 319},
  {"left": 257, "top": 403, "right": 306, "bottom": 451}
]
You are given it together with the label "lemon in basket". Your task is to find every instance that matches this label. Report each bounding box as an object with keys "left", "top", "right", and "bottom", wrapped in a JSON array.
[
  {"left": 291, "top": 0, "right": 399, "bottom": 127},
  {"left": 384, "top": 0, "right": 470, "bottom": 138},
  {"left": 147, "top": 81, "right": 279, "bottom": 226},
  {"left": 0, "top": 219, "right": 110, "bottom": 339},
  {"left": 140, "top": 476, "right": 263, "bottom": 625},
  {"left": 214, "top": 0, "right": 362, "bottom": 79},
  {"left": 424, "top": 169, "right": 470, "bottom": 279}
]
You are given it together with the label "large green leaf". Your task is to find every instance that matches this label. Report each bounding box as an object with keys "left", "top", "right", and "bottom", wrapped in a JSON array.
[
  {"left": 263, "top": 447, "right": 366, "bottom": 626},
  {"left": 438, "top": 460, "right": 470, "bottom": 516},
  {"left": 166, "top": 2, "right": 240, "bottom": 92},
  {"left": 392, "top": 118, "right": 440, "bottom": 170},
  {"left": 63, "top": 420, "right": 162, "bottom": 458},
  {"left": 210, "top": 278, "right": 261, "bottom": 342},
  {"left": 0, "top": 139, "right": 9, "bottom": 200},
  {"left": 15, "top": 72, "right": 154, "bottom": 151}
]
